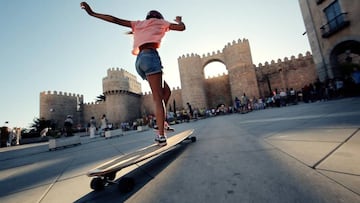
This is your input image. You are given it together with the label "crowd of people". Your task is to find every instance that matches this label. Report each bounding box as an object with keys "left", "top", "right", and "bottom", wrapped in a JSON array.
[
  {"left": 0, "top": 124, "right": 21, "bottom": 147},
  {"left": 2, "top": 72, "right": 358, "bottom": 147}
]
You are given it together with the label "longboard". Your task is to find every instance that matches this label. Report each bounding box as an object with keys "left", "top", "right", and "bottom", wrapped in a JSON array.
[{"left": 87, "top": 129, "right": 196, "bottom": 191}]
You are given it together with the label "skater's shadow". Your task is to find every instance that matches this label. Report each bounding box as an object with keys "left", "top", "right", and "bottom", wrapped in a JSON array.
[{"left": 74, "top": 142, "right": 190, "bottom": 203}]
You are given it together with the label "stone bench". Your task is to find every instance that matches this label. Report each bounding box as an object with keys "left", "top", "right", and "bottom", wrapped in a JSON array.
[
  {"left": 105, "top": 129, "right": 123, "bottom": 139},
  {"left": 137, "top": 125, "right": 149, "bottom": 132},
  {"left": 49, "top": 135, "right": 81, "bottom": 150}
]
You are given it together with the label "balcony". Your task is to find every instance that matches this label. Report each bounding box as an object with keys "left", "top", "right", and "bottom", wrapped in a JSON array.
[{"left": 320, "top": 13, "right": 350, "bottom": 38}]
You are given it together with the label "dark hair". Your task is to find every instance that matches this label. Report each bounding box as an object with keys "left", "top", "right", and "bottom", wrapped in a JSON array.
[{"left": 146, "top": 10, "right": 164, "bottom": 20}]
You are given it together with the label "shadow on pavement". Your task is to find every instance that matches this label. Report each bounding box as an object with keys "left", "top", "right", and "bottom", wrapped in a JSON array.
[{"left": 74, "top": 142, "right": 189, "bottom": 203}]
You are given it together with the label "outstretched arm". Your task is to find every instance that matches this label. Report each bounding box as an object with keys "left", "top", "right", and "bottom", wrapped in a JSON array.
[
  {"left": 169, "top": 16, "right": 186, "bottom": 31},
  {"left": 80, "top": 2, "right": 131, "bottom": 28}
]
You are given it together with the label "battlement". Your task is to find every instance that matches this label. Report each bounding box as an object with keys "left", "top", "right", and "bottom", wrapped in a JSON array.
[
  {"left": 205, "top": 72, "right": 229, "bottom": 79},
  {"left": 141, "top": 86, "right": 181, "bottom": 96},
  {"left": 223, "top": 38, "right": 249, "bottom": 49},
  {"left": 256, "top": 51, "right": 312, "bottom": 67},
  {"left": 178, "top": 53, "right": 201, "bottom": 60},
  {"left": 202, "top": 50, "right": 223, "bottom": 59},
  {"left": 40, "top": 91, "right": 83, "bottom": 98},
  {"left": 179, "top": 38, "right": 250, "bottom": 61},
  {"left": 104, "top": 67, "right": 137, "bottom": 81},
  {"left": 84, "top": 101, "right": 106, "bottom": 106}
]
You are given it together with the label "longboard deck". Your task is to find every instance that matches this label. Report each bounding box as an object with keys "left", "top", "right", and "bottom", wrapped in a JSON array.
[{"left": 87, "top": 129, "right": 194, "bottom": 177}]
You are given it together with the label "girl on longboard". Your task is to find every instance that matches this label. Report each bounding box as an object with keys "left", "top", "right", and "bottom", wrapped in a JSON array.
[{"left": 80, "top": 2, "right": 186, "bottom": 146}]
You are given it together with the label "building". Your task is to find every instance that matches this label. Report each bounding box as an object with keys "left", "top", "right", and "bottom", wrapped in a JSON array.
[{"left": 298, "top": 0, "right": 360, "bottom": 81}]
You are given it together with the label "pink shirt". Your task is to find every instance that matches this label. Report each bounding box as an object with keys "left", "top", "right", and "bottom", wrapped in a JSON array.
[{"left": 131, "top": 19, "right": 170, "bottom": 55}]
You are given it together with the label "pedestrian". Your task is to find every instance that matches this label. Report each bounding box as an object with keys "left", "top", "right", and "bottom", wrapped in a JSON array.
[
  {"left": 89, "top": 116, "right": 96, "bottom": 138},
  {"left": 0, "top": 126, "right": 9, "bottom": 147},
  {"left": 81, "top": 2, "right": 186, "bottom": 146},
  {"left": 64, "top": 115, "right": 73, "bottom": 136},
  {"left": 187, "top": 102, "right": 193, "bottom": 120},
  {"left": 352, "top": 67, "right": 360, "bottom": 96},
  {"left": 100, "top": 114, "right": 108, "bottom": 137}
]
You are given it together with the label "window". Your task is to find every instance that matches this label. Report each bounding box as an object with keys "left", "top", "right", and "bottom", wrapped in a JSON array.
[
  {"left": 324, "top": 1, "right": 342, "bottom": 30},
  {"left": 321, "top": 0, "right": 350, "bottom": 37}
]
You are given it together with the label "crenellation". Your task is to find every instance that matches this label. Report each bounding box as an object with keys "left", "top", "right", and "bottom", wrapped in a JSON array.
[
  {"left": 41, "top": 90, "right": 83, "bottom": 98},
  {"left": 84, "top": 101, "right": 105, "bottom": 106}
]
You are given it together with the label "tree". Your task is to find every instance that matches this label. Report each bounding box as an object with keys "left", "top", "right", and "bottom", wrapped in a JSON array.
[
  {"left": 96, "top": 94, "right": 106, "bottom": 102},
  {"left": 30, "top": 117, "right": 51, "bottom": 132}
]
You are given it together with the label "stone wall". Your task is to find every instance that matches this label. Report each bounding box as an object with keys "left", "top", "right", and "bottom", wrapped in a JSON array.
[
  {"left": 205, "top": 74, "right": 232, "bottom": 108},
  {"left": 39, "top": 91, "right": 83, "bottom": 128},
  {"left": 82, "top": 102, "right": 106, "bottom": 128},
  {"left": 140, "top": 86, "right": 184, "bottom": 116},
  {"left": 104, "top": 91, "right": 141, "bottom": 127},
  {"left": 255, "top": 52, "right": 317, "bottom": 97}
]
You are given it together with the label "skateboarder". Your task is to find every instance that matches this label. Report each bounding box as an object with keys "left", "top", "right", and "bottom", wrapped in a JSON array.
[{"left": 80, "top": 2, "right": 186, "bottom": 146}]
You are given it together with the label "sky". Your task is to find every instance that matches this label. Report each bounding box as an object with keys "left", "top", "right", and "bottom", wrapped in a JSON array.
[{"left": 0, "top": 0, "right": 311, "bottom": 128}]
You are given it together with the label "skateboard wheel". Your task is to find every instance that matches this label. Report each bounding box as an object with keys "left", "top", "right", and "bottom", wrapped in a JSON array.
[
  {"left": 190, "top": 136, "right": 197, "bottom": 142},
  {"left": 90, "top": 177, "right": 105, "bottom": 191},
  {"left": 118, "top": 177, "right": 135, "bottom": 193},
  {"left": 105, "top": 172, "right": 116, "bottom": 181}
]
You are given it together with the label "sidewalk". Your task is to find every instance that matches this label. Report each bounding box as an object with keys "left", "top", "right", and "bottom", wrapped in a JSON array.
[{"left": 0, "top": 97, "right": 359, "bottom": 203}]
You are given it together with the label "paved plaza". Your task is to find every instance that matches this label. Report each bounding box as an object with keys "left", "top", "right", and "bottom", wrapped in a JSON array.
[{"left": 0, "top": 97, "right": 359, "bottom": 203}]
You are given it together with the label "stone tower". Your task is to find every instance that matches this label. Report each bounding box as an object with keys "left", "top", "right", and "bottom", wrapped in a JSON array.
[
  {"left": 178, "top": 53, "right": 207, "bottom": 109},
  {"left": 223, "top": 39, "right": 259, "bottom": 99},
  {"left": 102, "top": 68, "right": 142, "bottom": 125}
]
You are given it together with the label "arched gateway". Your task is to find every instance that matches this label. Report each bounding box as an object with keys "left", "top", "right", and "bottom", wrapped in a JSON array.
[{"left": 178, "top": 38, "right": 260, "bottom": 109}]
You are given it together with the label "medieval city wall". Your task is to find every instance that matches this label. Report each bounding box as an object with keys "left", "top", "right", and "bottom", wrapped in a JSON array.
[
  {"left": 82, "top": 101, "right": 106, "bottom": 127},
  {"left": 140, "top": 87, "right": 183, "bottom": 116},
  {"left": 39, "top": 91, "right": 83, "bottom": 128},
  {"left": 40, "top": 39, "right": 318, "bottom": 129},
  {"left": 104, "top": 91, "right": 141, "bottom": 128},
  {"left": 205, "top": 73, "right": 232, "bottom": 108},
  {"left": 255, "top": 51, "right": 317, "bottom": 97}
]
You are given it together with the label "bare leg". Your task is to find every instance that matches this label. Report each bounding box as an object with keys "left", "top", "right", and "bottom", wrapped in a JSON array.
[
  {"left": 147, "top": 73, "right": 167, "bottom": 136},
  {"left": 163, "top": 81, "right": 171, "bottom": 107}
]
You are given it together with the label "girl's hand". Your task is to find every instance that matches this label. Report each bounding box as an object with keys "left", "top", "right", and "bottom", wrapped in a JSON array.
[
  {"left": 174, "top": 16, "right": 182, "bottom": 24},
  {"left": 80, "top": 2, "right": 93, "bottom": 14}
]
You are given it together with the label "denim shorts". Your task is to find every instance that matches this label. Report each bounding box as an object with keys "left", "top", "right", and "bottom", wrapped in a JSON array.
[{"left": 135, "top": 49, "right": 163, "bottom": 80}]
